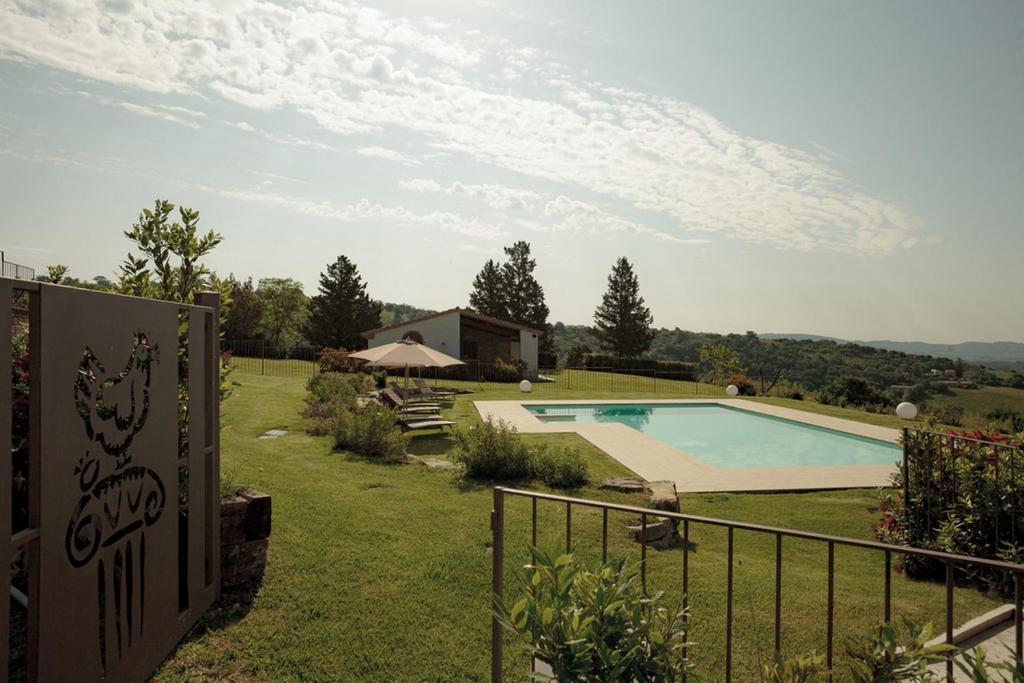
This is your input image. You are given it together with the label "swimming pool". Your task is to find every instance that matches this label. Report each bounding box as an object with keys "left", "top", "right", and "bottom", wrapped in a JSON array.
[{"left": 525, "top": 403, "right": 900, "bottom": 468}]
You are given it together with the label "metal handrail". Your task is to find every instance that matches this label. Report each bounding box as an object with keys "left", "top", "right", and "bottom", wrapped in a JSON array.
[{"left": 490, "top": 486, "right": 1024, "bottom": 683}]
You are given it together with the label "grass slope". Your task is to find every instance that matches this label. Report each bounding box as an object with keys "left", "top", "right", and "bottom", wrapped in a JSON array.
[
  {"left": 928, "top": 385, "right": 1024, "bottom": 428},
  {"left": 156, "top": 373, "right": 1001, "bottom": 681}
]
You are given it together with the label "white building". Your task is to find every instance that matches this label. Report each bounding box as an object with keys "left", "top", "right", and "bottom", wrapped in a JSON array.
[{"left": 361, "top": 308, "right": 543, "bottom": 379}]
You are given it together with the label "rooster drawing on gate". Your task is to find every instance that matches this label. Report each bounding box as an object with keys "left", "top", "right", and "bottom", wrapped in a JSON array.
[{"left": 67, "top": 331, "right": 167, "bottom": 674}]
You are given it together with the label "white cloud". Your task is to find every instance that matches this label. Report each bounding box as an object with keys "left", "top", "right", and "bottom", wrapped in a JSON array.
[
  {"left": 357, "top": 146, "right": 421, "bottom": 165},
  {"left": 194, "top": 183, "right": 502, "bottom": 239},
  {"left": 0, "top": 0, "right": 922, "bottom": 254},
  {"left": 228, "top": 121, "right": 333, "bottom": 150},
  {"left": 400, "top": 178, "right": 538, "bottom": 210}
]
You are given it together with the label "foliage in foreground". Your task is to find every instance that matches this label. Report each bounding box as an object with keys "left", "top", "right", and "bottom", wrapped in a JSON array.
[
  {"left": 498, "top": 551, "right": 1021, "bottom": 683},
  {"left": 494, "top": 549, "right": 691, "bottom": 682},
  {"left": 452, "top": 418, "right": 588, "bottom": 488}
]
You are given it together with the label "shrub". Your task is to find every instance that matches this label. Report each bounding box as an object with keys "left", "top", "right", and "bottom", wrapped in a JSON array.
[
  {"left": 767, "top": 620, "right": 957, "bottom": 682},
  {"left": 303, "top": 372, "right": 373, "bottom": 435},
  {"left": 452, "top": 419, "right": 535, "bottom": 480},
  {"left": 317, "top": 346, "right": 352, "bottom": 373},
  {"left": 923, "top": 403, "right": 965, "bottom": 427},
  {"left": 532, "top": 445, "right": 588, "bottom": 489},
  {"left": 817, "top": 376, "right": 889, "bottom": 408},
  {"left": 725, "top": 373, "right": 757, "bottom": 396},
  {"left": 986, "top": 408, "right": 1024, "bottom": 433},
  {"left": 494, "top": 549, "right": 691, "bottom": 681},
  {"left": 874, "top": 428, "right": 1024, "bottom": 592},
  {"left": 786, "top": 389, "right": 804, "bottom": 401},
  {"left": 332, "top": 403, "right": 408, "bottom": 463}
]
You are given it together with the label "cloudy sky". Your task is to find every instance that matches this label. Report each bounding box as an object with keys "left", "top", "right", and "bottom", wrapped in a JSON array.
[{"left": 0, "top": 1, "right": 1021, "bottom": 342}]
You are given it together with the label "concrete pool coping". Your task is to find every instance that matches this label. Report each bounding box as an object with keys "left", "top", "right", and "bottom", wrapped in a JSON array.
[{"left": 472, "top": 398, "right": 902, "bottom": 493}]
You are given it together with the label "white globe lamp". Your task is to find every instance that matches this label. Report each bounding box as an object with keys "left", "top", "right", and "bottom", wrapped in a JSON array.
[
  {"left": 726, "top": 384, "right": 740, "bottom": 397},
  {"left": 896, "top": 402, "right": 918, "bottom": 420},
  {"left": 519, "top": 379, "right": 533, "bottom": 393}
]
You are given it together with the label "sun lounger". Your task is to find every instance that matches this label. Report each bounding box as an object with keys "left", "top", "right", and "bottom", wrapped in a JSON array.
[
  {"left": 382, "top": 387, "right": 442, "bottom": 411},
  {"left": 413, "top": 378, "right": 456, "bottom": 399},
  {"left": 388, "top": 381, "right": 441, "bottom": 403},
  {"left": 400, "top": 418, "right": 455, "bottom": 431}
]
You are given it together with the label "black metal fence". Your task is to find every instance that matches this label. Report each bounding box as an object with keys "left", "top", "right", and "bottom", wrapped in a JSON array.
[
  {"left": 490, "top": 487, "right": 1024, "bottom": 682},
  {"left": 1, "top": 252, "right": 34, "bottom": 280},
  {"left": 222, "top": 341, "right": 731, "bottom": 393},
  {"left": 223, "top": 340, "right": 321, "bottom": 377}
]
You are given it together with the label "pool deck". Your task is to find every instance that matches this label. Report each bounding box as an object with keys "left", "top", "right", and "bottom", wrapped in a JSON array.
[{"left": 473, "top": 398, "right": 901, "bottom": 493}]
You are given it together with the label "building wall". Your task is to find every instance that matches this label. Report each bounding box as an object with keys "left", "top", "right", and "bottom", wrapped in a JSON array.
[
  {"left": 519, "top": 329, "right": 539, "bottom": 379},
  {"left": 367, "top": 311, "right": 461, "bottom": 357}
]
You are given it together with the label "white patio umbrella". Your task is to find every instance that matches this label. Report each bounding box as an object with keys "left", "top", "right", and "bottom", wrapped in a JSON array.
[{"left": 349, "top": 339, "right": 464, "bottom": 391}]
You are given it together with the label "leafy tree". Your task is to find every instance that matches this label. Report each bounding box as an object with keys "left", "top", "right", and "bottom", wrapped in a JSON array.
[
  {"left": 257, "top": 278, "right": 308, "bottom": 348},
  {"left": 592, "top": 257, "right": 655, "bottom": 358},
  {"left": 468, "top": 259, "right": 508, "bottom": 320},
  {"left": 116, "top": 199, "right": 223, "bottom": 303},
  {"left": 304, "top": 255, "right": 382, "bottom": 349},
  {"left": 45, "top": 264, "right": 69, "bottom": 284},
  {"left": 564, "top": 343, "right": 591, "bottom": 367},
  {"left": 380, "top": 302, "right": 435, "bottom": 326},
  {"left": 698, "top": 343, "right": 744, "bottom": 382},
  {"left": 223, "top": 276, "right": 263, "bottom": 340}
]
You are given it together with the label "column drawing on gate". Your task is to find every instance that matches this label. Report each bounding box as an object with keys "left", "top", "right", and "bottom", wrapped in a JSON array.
[{"left": 66, "top": 332, "right": 167, "bottom": 675}]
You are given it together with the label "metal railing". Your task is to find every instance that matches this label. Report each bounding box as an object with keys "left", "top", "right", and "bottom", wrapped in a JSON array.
[
  {"left": 1, "top": 251, "right": 34, "bottom": 280},
  {"left": 489, "top": 487, "right": 1024, "bottom": 682}
]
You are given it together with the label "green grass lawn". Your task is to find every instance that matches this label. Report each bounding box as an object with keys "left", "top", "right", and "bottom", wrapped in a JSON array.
[
  {"left": 928, "top": 385, "right": 1024, "bottom": 428},
  {"left": 156, "top": 372, "right": 1002, "bottom": 681}
]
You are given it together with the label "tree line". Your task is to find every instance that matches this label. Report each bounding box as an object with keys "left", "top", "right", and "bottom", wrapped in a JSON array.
[{"left": 37, "top": 198, "right": 1011, "bottom": 395}]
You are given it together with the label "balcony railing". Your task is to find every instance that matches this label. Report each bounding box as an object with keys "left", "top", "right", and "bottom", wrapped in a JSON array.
[
  {"left": 0, "top": 252, "right": 34, "bottom": 280},
  {"left": 489, "top": 487, "right": 1024, "bottom": 682}
]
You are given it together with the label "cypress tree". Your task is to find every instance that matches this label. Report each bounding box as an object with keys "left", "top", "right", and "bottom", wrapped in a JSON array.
[
  {"left": 305, "top": 255, "right": 382, "bottom": 349},
  {"left": 592, "top": 257, "right": 655, "bottom": 358}
]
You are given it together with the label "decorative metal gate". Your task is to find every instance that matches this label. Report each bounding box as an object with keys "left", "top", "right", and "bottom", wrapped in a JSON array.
[{"left": 1, "top": 278, "right": 221, "bottom": 681}]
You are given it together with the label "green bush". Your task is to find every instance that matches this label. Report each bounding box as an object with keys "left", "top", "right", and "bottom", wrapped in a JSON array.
[
  {"left": 874, "top": 428, "right": 1024, "bottom": 592},
  {"left": 765, "top": 620, "right": 958, "bottom": 682},
  {"left": 817, "top": 375, "right": 888, "bottom": 408},
  {"left": 532, "top": 445, "right": 588, "bottom": 489},
  {"left": 725, "top": 373, "right": 757, "bottom": 396},
  {"left": 332, "top": 403, "right": 408, "bottom": 463},
  {"left": 303, "top": 372, "right": 372, "bottom": 435},
  {"left": 317, "top": 346, "right": 352, "bottom": 373},
  {"left": 452, "top": 418, "right": 534, "bottom": 480},
  {"left": 494, "top": 549, "right": 691, "bottom": 681},
  {"left": 923, "top": 403, "right": 965, "bottom": 427}
]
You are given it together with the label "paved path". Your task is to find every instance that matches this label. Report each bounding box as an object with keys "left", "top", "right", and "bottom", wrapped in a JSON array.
[{"left": 474, "top": 398, "right": 901, "bottom": 492}]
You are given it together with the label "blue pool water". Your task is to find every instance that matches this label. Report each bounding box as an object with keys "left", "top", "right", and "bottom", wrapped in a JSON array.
[{"left": 525, "top": 403, "right": 899, "bottom": 468}]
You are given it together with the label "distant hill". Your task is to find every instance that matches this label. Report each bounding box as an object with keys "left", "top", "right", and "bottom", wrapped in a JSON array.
[
  {"left": 761, "top": 334, "right": 1024, "bottom": 365},
  {"left": 379, "top": 302, "right": 436, "bottom": 327},
  {"left": 550, "top": 324, "right": 992, "bottom": 390}
]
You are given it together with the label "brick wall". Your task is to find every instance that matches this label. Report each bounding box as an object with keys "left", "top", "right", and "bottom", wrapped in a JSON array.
[{"left": 220, "top": 491, "right": 271, "bottom": 589}]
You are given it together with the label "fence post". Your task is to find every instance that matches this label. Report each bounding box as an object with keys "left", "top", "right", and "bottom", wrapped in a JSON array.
[
  {"left": 491, "top": 487, "right": 505, "bottom": 683},
  {"left": 261, "top": 339, "right": 266, "bottom": 375},
  {"left": 902, "top": 428, "right": 910, "bottom": 526}
]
